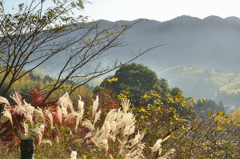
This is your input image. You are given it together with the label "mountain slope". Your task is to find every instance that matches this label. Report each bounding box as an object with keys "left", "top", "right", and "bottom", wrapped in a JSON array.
[{"left": 28, "top": 15, "right": 240, "bottom": 76}]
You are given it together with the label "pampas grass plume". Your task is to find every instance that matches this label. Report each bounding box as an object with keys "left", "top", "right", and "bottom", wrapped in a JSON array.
[
  {"left": 2, "top": 108, "right": 13, "bottom": 125},
  {"left": 0, "top": 96, "right": 10, "bottom": 106},
  {"left": 92, "top": 96, "right": 99, "bottom": 118}
]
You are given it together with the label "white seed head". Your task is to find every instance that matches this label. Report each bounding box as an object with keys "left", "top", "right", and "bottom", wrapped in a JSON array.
[
  {"left": 70, "top": 151, "right": 77, "bottom": 159},
  {"left": 78, "top": 95, "right": 84, "bottom": 113},
  {"left": 2, "top": 107, "right": 13, "bottom": 125},
  {"left": 45, "top": 108, "right": 54, "bottom": 129},
  {"left": 92, "top": 96, "right": 99, "bottom": 118},
  {"left": 21, "top": 121, "right": 28, "bottom": 137},
  {"left": 94, "top": 109, "right": 102, "bottom": 125},
  {"left": 82, "top": 120, "right": 94, "bottom": 131},
  {"left": 150, "top": 139, "right": 162, "bottom": 153},
  {"left": 35, "top": 107, "right": 44, "bottom": 119},
  {"left": 58, "top": 92, "right": 74, "bottom": 112},
  {"left": 41, "top": 140, "right": 52, "bottom": 146},
  {"left": 0, "top": 96, "right": 10, "bottom": 106},
  {"left": 121, "top": 98, "right": 131, "bottom": 114}
]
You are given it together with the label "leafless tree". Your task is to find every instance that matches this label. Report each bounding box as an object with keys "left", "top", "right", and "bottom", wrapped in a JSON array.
[{"left": 0, "top": 0, "right": 161, "bottom": 137}]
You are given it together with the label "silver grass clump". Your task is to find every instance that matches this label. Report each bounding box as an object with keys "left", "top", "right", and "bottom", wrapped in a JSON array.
[
  {"left": 35, "top": 107, "right": 45, "bottom": 122},
  {"left": 34, "top": 124, "right": 45, "bottom": 145},
  {"left": 10, "top": 92, "right": 26, "bottom": 115},
  {"left": 2, "top": 92, "right": 36, "bottom": 126},
  {"left": 22, "top": 100, "right": 35, "bottom": 126},
  {"left": 58, "top": 92, "right": 74, "bottom": 113},
  {"left": 23, "top": 100, "right": 35, "bottom": 116},
  {"left": 62, "top": 107, "right": 68, "bottom": 118},
  {"left": 119, "top": 131, "right": 145, "bottom": 158},
  {"left": 129, "top": 131, "right": 145, "bottom": 148},
  {"left": 1, "top": 92, "right": 48, "bottom": 142},
  {"left": 10, "top": 92, "right": 35, "bottom": 124},
  {"left": 10, "top": 92, "right": 23, "bottom": 108},
  {"left": 79, "top": 98, "right": 147, "bottom": 157},
  {"left": 57, "top": 93, "right": 85, "bottom": 131},
  {"left": 66, "top": 111, "right": 81, "bottom": 131}
]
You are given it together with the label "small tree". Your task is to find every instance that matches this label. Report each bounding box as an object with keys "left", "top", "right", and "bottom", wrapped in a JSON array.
[
  {"left": 0, "top": 0, "right": 161, "bottom": 138},
  {"left": 99, "top": 63, "right": 163, "bottom": 106}
]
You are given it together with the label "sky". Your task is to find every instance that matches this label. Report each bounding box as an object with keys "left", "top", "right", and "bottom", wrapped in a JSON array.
[{"left": 3, "top": 0, "right": 240, "bottom": 22}]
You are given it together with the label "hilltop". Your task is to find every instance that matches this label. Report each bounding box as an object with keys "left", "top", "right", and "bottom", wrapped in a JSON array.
[{"left": 33, "top": 15, "right": 240, "bottom": 76}]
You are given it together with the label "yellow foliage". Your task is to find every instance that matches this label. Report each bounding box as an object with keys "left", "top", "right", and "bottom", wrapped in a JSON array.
[
  {"left": 232, "top": 107, "right": 240, "bottom": 121},
  {"left": 107, "top": 77, "right": 118, "bottom": 83}
]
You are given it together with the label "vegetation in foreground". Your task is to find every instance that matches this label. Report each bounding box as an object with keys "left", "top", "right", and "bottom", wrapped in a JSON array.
[
  {"left": 0, "top": 85, "right": 239, "bottom": 158},
  {"left": 0, "top": 63, "right": 240, "bottom": 158}
]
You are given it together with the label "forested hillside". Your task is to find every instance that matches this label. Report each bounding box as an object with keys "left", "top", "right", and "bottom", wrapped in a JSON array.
[
  {"left": 158, "top": 65, "right": 240, "bottom": 104},
  {"left": 33, "top": 15, "right": 240, "bottom": 76}
]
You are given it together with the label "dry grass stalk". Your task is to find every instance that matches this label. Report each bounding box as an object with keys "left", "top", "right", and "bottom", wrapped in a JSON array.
[
  {"left": 110, "top": 154, "right": 114, "bottom": 159},
  {"left": 56, "top": 136, "right": 59, "bottom": 143},
  {"left": 117, "top": 138, "right": 123, "bottom": 144},
  {"left": 159, "top": 147, "right": 162, "bottom": 156},
  {"left": 91, "top": 137, "right": 100, "bottom": 147},
  {"left": 162, "top": 135, "right": 171, "bottom": 143}
]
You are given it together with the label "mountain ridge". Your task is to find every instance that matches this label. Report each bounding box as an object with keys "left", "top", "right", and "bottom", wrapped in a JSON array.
[{"left": 29, "top": 15, "right": 240, "bottom": 77}]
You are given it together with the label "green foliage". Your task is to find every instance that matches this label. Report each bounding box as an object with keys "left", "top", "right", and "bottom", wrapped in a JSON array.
[
  {"left": 194, "top": 99, "right": 225, "bottom": 118},
  {"left": 99, "top": 63, "right": 164, "bottom": 106}
]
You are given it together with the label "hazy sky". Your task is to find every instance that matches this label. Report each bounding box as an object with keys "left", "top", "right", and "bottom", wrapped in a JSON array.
[{"left": 3, "top": 0, "right": 240, "bottom": 22}]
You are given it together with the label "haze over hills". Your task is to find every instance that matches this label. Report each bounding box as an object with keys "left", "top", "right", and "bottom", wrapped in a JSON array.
[
  {"left": 37, "top": 15, "right": 240, "bottom": 76},
  {"left": 121, "top": 15, "right": 240, "bottom": 73}
]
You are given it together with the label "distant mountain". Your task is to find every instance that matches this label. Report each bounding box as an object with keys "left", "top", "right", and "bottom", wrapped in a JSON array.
[
  {"left": 111, "top": 15, "right": 240, "bottom": 73},
  {"left": 30, "top": 15, "right": 240, "bottom": 76}
]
